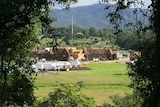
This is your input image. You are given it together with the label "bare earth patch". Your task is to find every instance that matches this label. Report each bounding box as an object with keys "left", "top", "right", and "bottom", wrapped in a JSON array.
[{"left": 70, "top": 67, "right": 91, "bottom": 70}]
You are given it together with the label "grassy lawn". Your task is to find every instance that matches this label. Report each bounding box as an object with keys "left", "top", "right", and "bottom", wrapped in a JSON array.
[{"left": 34, "top": 62, "right": 132, "bottom": 105}]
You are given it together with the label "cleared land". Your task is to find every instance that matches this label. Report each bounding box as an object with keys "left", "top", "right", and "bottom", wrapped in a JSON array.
[{"left": 34, "top": 62, "right": 132, "bottom": 105}]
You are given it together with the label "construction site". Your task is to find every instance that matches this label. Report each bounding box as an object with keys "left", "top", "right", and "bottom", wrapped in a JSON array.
[
  {"left": 33, "top": 46, "right": 117, "bottom": 62},
  {"left": 31, "top": 46, "right": 135, "bottom": 71}
]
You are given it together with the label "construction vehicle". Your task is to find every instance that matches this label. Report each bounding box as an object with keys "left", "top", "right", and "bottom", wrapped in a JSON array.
[{"left": 68, "top": 47, "right": 85, "bottom": 60}]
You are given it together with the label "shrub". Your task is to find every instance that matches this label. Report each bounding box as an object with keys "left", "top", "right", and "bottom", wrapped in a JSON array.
[
  {"left": 102, "top": 94, "right": 143, "bottom": 107},
  {"left": 36, "top": 84, "right": 96, "bottom": 107}
]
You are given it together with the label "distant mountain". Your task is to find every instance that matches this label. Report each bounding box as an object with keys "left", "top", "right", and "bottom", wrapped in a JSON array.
[{"left": 51, "top": 4, "right": 150, "bottom": 29}]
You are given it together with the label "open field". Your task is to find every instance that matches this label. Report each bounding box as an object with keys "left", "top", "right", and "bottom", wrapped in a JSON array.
[{"left": 34, "top": 62, "right": 133, "bottom": 105}]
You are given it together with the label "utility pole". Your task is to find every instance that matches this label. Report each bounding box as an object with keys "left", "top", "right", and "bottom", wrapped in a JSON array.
[{"left": 71, "top": 15, "right": 73, "bottom": 38}]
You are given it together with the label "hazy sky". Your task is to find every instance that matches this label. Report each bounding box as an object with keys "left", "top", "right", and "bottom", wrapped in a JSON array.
[
  {"left": 70, "top": 0, "right": 100, "bottom": 7},
  {"left": 55, "top": 0, "right": 151, "bottom": 9},
  {"left": 71, "top": 0, "right": 151, "bottom": 7}
]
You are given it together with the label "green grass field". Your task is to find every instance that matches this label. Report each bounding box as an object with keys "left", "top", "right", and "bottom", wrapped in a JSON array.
[{"left": 34, "top": 62, "right": 132, "bottom": 105}]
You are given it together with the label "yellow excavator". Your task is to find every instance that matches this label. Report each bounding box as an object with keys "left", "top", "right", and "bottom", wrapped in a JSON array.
[{"left": 68, "top": 47, "right": 85, "bottom": 61}]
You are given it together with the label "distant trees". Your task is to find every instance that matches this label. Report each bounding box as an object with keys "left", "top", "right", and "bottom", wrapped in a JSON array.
[
  {"left": 44, "top": 25, "right": 152, "bottom": 50},
  {"left": 44, "top": 26, "right": 110, "bottom": 48},
  {"left": 89, "top": 27, "right": 97, "bottom": 36},
  {"left": 115, "top": 30, "right": 140, "bottom": 50}
]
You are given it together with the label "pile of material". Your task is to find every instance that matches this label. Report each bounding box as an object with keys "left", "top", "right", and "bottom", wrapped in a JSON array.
[{"left": 83, "top": 48, "right": 117, "bottom": 61}]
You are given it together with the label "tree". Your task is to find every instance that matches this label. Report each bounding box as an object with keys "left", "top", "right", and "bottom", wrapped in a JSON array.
[
  {"left": 115, "top": 30, "right": 140, "bottom": 50},
  {"left": 36, "top": 84, "right": 96, "bottom": 107},
  {"left": 89, "top": 27, "right": 97, "bottom": 36},
  {"left": 0, "top": 65, "right": 36, "bottom": 106},
  {"left": 0, "top": 0, "right": 77, "bottom": 106},
  {"left": 103, "top": 0, "right": 160, "bottom": 106},
  {"left": 128, "top": 1, "right": 160, "bottom": 106},
  {"left": 102, "top": 94, "right": 142, "bottom": 107},
  {"left": 0, "top": 0, "right": 50, "bottom": 81}
]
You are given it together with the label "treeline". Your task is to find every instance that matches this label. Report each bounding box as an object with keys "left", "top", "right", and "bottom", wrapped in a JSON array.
[{"left": 44, "top": 25, "right": 153, "bottom": 50}]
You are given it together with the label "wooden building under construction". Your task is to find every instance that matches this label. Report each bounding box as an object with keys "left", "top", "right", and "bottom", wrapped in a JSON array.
[
  {"left": 52, "top": 47, "right": 70, "bottom": 61},
  {"left": 83, "top": 48, "right": 117, "bottom": 61},
  {"left": 33, "top": 46, "right": 117, "bottom": 61}
]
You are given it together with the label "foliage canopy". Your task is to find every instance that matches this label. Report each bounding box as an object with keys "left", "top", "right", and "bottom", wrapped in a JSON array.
[
  {"left": 36, "top": 84, "right": 96, "bottom": 107},
  {"left": 0, "top": 0, "right": 77, "bottom": 106},
  {"left": 103, "top": 0, "right": 160, "bottom": 106}
]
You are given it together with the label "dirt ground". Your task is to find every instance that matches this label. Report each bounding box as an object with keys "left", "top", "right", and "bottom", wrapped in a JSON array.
[
  {"left": 71, "top": 57, "right": 130, "bottom": 70},
  {"left": 70, "top": 67, "right": 91, "bottom": 70},
  {"left": 81, "top": 57, "right": 130, "bottom": 64}
]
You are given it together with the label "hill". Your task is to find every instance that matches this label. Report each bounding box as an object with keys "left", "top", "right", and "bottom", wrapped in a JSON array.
[{"left": 51, "top": 4, "right": 150, "bottom": 29}]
